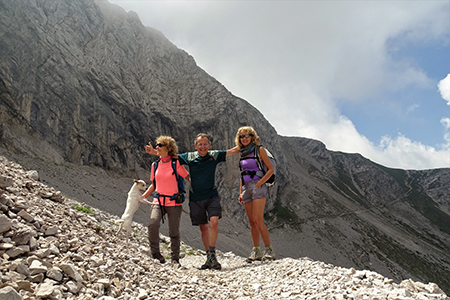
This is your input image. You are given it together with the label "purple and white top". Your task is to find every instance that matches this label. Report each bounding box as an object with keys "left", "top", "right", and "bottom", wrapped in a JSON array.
[{"left": 240, "top": 152, "right": 264, "bottom": 183}]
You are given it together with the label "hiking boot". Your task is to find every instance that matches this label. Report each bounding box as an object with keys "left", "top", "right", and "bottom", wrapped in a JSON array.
[
  {"left": 152, "top": 253, "right": 166, "bottom": 264},
  {"left": 262, "top": 246, "right": 276, "bottom": 261},
  {"left": 245, "top": 247, "right": 262, "bottom": 263},
  {"left": 171, "top": 259, "right": 181, "bottom": 268},
  {"left": 201, "top": 251, "right": 222, "bottom": 270}
]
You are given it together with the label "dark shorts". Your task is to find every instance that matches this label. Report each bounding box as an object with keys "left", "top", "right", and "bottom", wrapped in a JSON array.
[
  {"left": 241, "top": 179, "right": 268, "bottom": 204},
  {"left": 189, "top": 195, "right": 222, "bottom": 226}
]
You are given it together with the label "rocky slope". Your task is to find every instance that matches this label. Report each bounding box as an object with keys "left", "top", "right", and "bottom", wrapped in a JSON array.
[
  {"left": 1, "top": 155, "right": 449, "bottom": 300},
  {"left": 1, "top": 0, "right": 449, "bottom": 294}
]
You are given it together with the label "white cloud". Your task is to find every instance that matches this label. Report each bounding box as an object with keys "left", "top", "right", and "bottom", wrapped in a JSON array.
[
  {"left": 438, "top": 74, "right": 450, "bottom": 105},
  {"left": 442, "top": 117, "right": 450, "bottom": 130},
  {"left": 377, "top": 135, "right": 449, "bottom": 170},
  {"left": 441, "top": 118, "right": 450, "bottom": 149},
  {"left": 297, "top": 117, "right": 450, "bottom": 170},
  {"left": 407, "top": 104, "right": 419, "bottom": 113},
  {"left": 112, "top": 0, "right": 450, "bottom": 170}
]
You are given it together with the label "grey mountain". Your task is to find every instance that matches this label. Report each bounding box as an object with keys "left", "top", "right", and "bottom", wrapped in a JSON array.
[{"left": 1, "top": 0, "right": 449, "bottom": 293}]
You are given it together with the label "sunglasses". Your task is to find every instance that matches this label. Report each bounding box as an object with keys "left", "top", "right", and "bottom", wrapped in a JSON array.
[
  {"left": 239, "top": 134, "right": 252, "bottom": 139},
  {"left": 156, "top": 143, "right": 165, "bottom": 148}
]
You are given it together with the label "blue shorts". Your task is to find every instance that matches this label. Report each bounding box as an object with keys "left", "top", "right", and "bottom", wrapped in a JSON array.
[
  {"left": 241, "top": 179, "right": 268, "bottom": 204},
  {"left": 189, "top": 195, "right": 222, "bottom": 226}
]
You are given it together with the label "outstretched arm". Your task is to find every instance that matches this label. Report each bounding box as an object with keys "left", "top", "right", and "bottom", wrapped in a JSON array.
[
  {"left": 145, "top": 142, "right": 157, "bottom": 156},
  {"left": 226, "top": 146, "right": 239, "bottom": 156}
]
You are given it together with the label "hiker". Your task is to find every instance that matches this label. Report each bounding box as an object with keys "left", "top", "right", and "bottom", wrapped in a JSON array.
[
  {"left": 235, "top": 126, "right": 276, "bottom": 262},
  {"left": 146, "top": 133, "right": 238, "bottom": 270},
  {"left": 142, "top": 136, "right": 190, "bottom": 266}
]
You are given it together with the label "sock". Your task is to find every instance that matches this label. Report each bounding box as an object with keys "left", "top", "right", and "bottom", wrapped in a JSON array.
[
  {"left": 209, "top": 246, "right": 216, "bottom": 253},
  {"left": 255, "top": 246, "right": 260, "bottom": 250}
]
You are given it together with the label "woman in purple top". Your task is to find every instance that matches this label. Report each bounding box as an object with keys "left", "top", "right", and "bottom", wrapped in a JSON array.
[{"left": 235, "top": 126, "right": 276, "bottom": 262}]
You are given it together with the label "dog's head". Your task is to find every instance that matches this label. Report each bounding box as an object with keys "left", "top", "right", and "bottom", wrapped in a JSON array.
[{"left": 133, "top": 179, "right": 146, "bottom": 190}]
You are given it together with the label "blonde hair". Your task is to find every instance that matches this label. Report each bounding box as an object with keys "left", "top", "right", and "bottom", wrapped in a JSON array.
[
  {"left": 156, "top": 136, "right": 178, "bottom": 157},
  {"left": 235, "top": 126, "right": 260, "bottom": 149}
]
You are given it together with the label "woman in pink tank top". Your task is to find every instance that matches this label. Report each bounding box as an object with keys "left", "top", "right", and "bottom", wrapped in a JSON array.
[{"left": 142, "top": 136, "right": 189, "bottom": 265}]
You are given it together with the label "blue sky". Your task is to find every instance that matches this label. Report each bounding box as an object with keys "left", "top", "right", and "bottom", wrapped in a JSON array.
[{"left": 110, "top": 0, "right": 450, "bottom": 170}]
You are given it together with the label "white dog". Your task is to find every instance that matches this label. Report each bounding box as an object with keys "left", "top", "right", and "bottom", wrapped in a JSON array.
[{"left": 116, "top": 179, "right": 152, "bottom": 243}]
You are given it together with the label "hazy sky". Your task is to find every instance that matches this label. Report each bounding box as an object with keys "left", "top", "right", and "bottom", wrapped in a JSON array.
[{"left": 110, "top": 0, "right": 450, "bottom": 170}]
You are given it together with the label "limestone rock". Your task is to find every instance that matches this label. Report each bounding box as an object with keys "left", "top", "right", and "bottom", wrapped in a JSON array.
[
  {"left": 0, "top": 215, "right": 12, "bottom": 234},
  {"left": 0, "top": 286, "right": 22, "bottom": 300},
  {"left": 35, "top": 281, "right": 55, "bottom": 298},
  {"left": 60, "top": 264, "right": 84, "bottom": 283}
]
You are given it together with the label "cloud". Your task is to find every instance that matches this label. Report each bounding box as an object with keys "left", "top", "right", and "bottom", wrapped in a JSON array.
[
  {"left": 442, "top": 117, "right": 450, "bottom": 130},
  {"left": 407, "top": 104, "right": 419, "bottom": 113},
  {"left": 438, "top": 74, "right": 450, "bottom": 105},
  {"left": 112, "top": 0, "right": 449, "bottom": 170},
  {"left": 441, "top": 118, "right": 450, "bottom": 149},
  {"left": 298, "top": 116, "right": 450, "bottom": 170},
  {"left": 378, "top": 135, "right": 449, "bottom": 170}
]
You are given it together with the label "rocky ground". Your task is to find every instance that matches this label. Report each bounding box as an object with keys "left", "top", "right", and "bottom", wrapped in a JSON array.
[
  {"left": 0, "top": 149, "right": 255, "bottom": 259},
  {"left": 0, "top": 155, "right": 449, "bottom": 300}
]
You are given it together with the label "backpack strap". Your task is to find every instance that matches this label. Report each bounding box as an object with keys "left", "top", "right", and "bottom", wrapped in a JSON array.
[
  {"left": 171, "top": 158, "right": 185, "bottom": 194},
  {"left": 171, "top": 159, "right": 179, "bottom": 185},
  {"left": 239, "top": 145, "right": 265, "bottom": 182},
  {"left": 253, "top": 145, "right": 265, "bottom": 175}
]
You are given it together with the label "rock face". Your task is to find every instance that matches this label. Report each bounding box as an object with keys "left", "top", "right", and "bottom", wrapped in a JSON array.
[
  {"left": 0, "top": 155, "right": 449, "bottom": 300},
  {"left": 0, "top": 0, "right": 278, "bottom": 174},
  {"left": 1, "top": 0, "right": 450, "bottom": 295}
]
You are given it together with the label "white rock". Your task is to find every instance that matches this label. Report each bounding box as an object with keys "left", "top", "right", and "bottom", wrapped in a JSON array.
[
  {"left": 60, "top": 263, "right": 84, "bottom": 282},
  {"left": 0, "top": 286, "right": 23, "bottom": 300},
  {"left": 29, "top": 260, "right": 48, "bottom": 275},
  {"left": 36, "top": 281, "right": 55, "bottom": 298}
]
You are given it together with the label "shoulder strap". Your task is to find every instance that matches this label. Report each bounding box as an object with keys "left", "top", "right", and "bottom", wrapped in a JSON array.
[
  {"left": 253, "top": 145, "right": 265, "bottom": 174},
  {"left": 171, "top": 159, "right": 179, "bottom": 183},
  {"left": 153, "top": 160, "right": 159, "bottom": 189}
]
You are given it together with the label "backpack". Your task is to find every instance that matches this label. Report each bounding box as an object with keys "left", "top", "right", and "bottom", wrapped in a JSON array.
[
  {"left": 240, "top": 145, "right": 276, "bottom": 186},
  {"left": 153, "top": 158, "right": 186, "bottom": 204}
]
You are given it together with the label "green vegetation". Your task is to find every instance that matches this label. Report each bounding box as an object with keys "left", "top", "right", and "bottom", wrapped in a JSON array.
[
  {"left": 364, "top": 226, "right": 450, "bottom": 293},
  {"left": 374, "top": 163, "right": 408, "bottom": 189},
  {"left": 269, "top": 202, "right": 300, "bottom": 229},
  {"left": 72, "top": 203, "right": 94, "bottom": 214},
  {"left": 407, "top": 186, "right": 450, "bottom": 235},
  {"left": 377, "top": 164, "right": 450, "bottom": 235}
]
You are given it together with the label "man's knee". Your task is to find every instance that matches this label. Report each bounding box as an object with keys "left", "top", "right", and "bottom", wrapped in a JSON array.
[
  {"left": 199, "top": 224, "right": 209, "bottom": 235},
  {"left": 209, "top": 217, "right": 219, "bottom": 229}
]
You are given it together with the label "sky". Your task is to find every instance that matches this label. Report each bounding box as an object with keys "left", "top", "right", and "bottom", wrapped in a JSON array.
[{"left": 110, "top": 0, "right": 450, "bottom": 170}]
